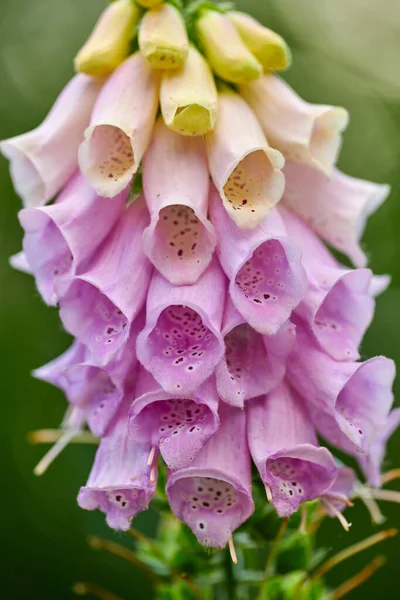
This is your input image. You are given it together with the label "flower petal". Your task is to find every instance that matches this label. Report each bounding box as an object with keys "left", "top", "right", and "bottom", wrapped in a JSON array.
[
  {"left": 166, "top": 404, "right": 254, "bottom": 548},
  {"left": 136, "top": 257, "right": 226, "bottom": 396},
  {"left": 78, "top": 52, "right": 160, "bottom": 197},
  {"left": 142, "top": 119, "right": 216, "bottom": 284},
  {"left": 206, "top": 90, "right": 284, "bottom": 229},
  {"left": 57, "top": 197, "right": 152, "bottom": 365},
  {"left": 129, "top": 368, "right": 220, "bottom": 470},
  {"left": 1, "top": 75, "right": 102, "bottom": 207},
  {"left": 210, "top": 186, "right": 306, "bottom": 334}
]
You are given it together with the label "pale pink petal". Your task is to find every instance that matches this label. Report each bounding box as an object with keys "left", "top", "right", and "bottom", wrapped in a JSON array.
[
  {"left": 248, "top": 384, "right": 337, "bottom": 517},
  {"left": 288, "top": 319, "right": 396, "bottom": 454},
  {"left": 166, "top": 404, "right": 254, "bottom": 548},
  {"left": 129, "top": 367, "right": 220, "bottom": 470},
  {"left": 142, "top": 118, "right": 216, "bottom": 284},
  {"left": 240, "top": 74, "right": 349, "bottom": 174},
  {"left": 9, "top": 251, "right": 32, "bottom": 274},
  {"left": 1, "top": 75, "right": 102, "bottom": 207},
  {"left": 136, "top": 257, "right": 226, "bottom": 396},
  {"left": 210, "top": 186, "right": 306, "bottom": 334},
  {"left": 282, "top": 160, "right": 390, "bottom": 267},
  {"left": 78, "top": 52, "right": 160, "bottom": 198},
  {"left": 206, "top": 90, "right": 284, "bottom": 229},
  {"left": 78, "top": 399, "right": 156, "bottom": 531},
  {"left": 57, "top": 197, "right": 152, "bottom": 366},
  {"left": 280, "top": 207, "right": 374, "bottom": 361},
  {"left": 19, "top": 173, "right": 126, "bottom": 306},
  {"left": 216, "top": 297, "right": 296, "bottom": 407}
]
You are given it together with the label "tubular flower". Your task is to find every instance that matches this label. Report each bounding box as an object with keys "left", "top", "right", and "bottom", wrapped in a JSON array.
[
  {"left": 240, "top": 74, "right": 349, "bottom": 175},
  {"left": 3, "top": 0, "right": 398, "bottom": 561},
  {"left": 1, "top": 74, "right": 102, "bottom": 207},
  {"left": 142, "top": 118, "right": 216, "bottom": 284},
  {"left": 138, "top": 3, "right": 189, "bottom": 70},
  {"left": 74, "top": 0, "right": 140, "bottom": 77},
  {"left": 160, "top": 44, "right": 218, "bottom": 136}
]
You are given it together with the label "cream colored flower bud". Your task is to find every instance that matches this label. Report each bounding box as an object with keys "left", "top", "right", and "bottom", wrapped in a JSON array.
[
  {"left": 136, "top": 0, "right": 163, "bottom": 7},
  {"left": 139, "top": 3, "right": 189, "bottom": 69},
  {"left": 74, "top": 0, "right": 140, "bottom": 77},
  {"left": 160, "top": 45, "right": 218, "bottom": 136},
  {"left": 196, "top": 9, "right": 262, "bottom": 84},
  {"left": 227, "top": 11, "right": 291, "bottom": 71}
]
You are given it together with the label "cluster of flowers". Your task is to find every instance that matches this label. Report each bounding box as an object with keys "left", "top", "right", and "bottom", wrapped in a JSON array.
[{"left": 2, "top": 0, "right": 398, "bottom": 552}]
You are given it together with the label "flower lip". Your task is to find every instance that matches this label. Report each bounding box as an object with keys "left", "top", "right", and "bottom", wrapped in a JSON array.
[
  {"left": 166, "top": 469, "right": 254, "bottom": 548},
  {"left": 142, "top": 200, "right": 217, "bottom": 285},
  {"left": 18, "top": 173, "right": 126, "bottom": 306},
  {"left": 231, "top": 235, "right": 306, "bottom": 334},
  {"left": 137, "top": 302, "right": 225, "bottom": 397},
  {"left": 1, "top": 142, "right": 45, "bottom": 208},
  {"left": 78, "top": 486, "right": 150, "bottom": 531},
  {"left": 56, "top": 276, "right": 131, "bottom": 366},
  {"left": 206, "top": 91, "right": 285, "bottom": 230},
  {"left": 79, "top": 124, "right": 136, "bottom": 198},
  {"left": 129, "top": 372, "right": 220, "bottom": 470},
  {"left": 264, "top": 445, "right": 338, "bottom": 517},
  {"left": 136, "top": 260, "right": 226, "bottom": 396}
]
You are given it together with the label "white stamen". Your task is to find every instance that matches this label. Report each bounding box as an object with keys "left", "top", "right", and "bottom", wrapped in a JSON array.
[
  {"left": 34, "top": 428, "right": 81, "bottom": 476},
  {"left": 228, "top": 536, "right": 238, "bottom": 564},
  {"left": 324, "top": 492, "right": 354, "bottom": 507},
  {"left": 324, "top": 500, "right": 352, "bottom": 532},
  {"left": 147, "top": 445, "right": 157, "bottom": 467},
  {"left": 150, "top": 466, "right": 157, "bottom": 484},
  {"left": 265, "top": 483, "right": 273, "bottom": 503},
  {"left": 369, "top": 488, "right": 400, "bottom": 504},
  {"left": 353, "top": 483, "right": 386, "bottom": 525}
]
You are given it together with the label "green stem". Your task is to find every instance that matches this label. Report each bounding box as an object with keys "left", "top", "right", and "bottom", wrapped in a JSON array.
[{"left": 224, "top": 546, "right": 236, "bottom": 600}]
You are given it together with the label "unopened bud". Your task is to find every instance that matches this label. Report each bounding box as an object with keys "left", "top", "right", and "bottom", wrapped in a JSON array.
[
  {"left": 74, "top": 0, "right": 140, "bottom": 77},
  {"left": 139, "top": 3, "right": 189, "bottom": 70},
  {"left": 227, "top": 11, "right": 291, "bottom": 71},
  {"left": 136, "top": 0, "right": 163, "bottom": 7},
  {"left": 160, "top": 45, "right": 218, "bottom": 136},
  {"left": 196, "top": 9, "right": 262, "bottom": 84}
]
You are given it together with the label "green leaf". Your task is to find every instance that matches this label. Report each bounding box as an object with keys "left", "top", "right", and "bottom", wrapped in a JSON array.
[{"left": 276, "top": 531, "right": 312, "bottom": 573}]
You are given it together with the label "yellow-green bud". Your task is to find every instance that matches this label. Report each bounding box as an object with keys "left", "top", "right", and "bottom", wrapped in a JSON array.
[
  {"left": 139, "top": 3, "right": 189, "bottom": 70},
  {"left": 74, "top": 0, "right": 140, "bottom": 77},
  {"left": 196, "top": 9, "right": 262, "bottom": 84},
  {"left": 227, "top": 11, "right": 291, "bottom": 71},
  {"left": 136, "top": 0, "right": 163, "bottom": 7},
  {"left": 160, "top": 45, "right": 218, "bottom": 136}
]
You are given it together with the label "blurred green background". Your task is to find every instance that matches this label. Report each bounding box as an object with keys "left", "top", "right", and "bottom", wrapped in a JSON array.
[{"left": 1, "top": 0, "right": 400, "bottom": 598}]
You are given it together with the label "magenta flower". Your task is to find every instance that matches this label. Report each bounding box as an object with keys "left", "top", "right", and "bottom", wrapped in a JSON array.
[
  {"left": 3, "top": 2, "right": 398, "bottom": 556},
  {"left": 166, "top": 404, "right": 254, "bottom": 548},
  {"left": 78, "top": 398, "right": 157, "bottom": 531},
  {"left": 248, "top": 383, "right": 338, "bottom": 517}
]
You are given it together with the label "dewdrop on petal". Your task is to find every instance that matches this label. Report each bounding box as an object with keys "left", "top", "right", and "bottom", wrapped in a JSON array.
[
  {"left": 139, "top": 3, "right": 188, "bottom": 70},
  {"left": 74, "top": 0, "right": 140, "bottom": 77},
  {"left": 160, "top": 45, "right": 218, "bottom": 136},
  {"left": 240, "top": 73, "right": 349, "bottom": 175},
  {"left": 206, "top": 89, "right": 285, "bottom": 229},
  {"left": 227, "top": 11, "right": 291, "bottom": 71},
  {"left": 196, "top": 9, "right": 262, "bottom": 84}
]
